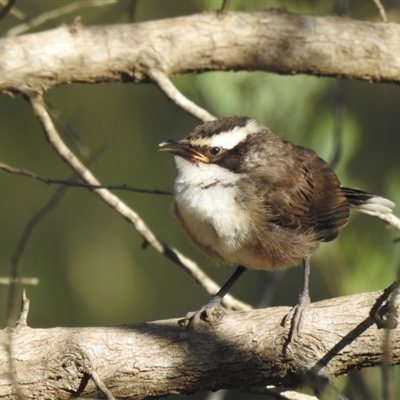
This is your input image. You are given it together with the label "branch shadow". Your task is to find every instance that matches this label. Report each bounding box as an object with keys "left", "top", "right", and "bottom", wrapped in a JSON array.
[{"left": 306, "top": 282, "right": 399, "bottom": 395}]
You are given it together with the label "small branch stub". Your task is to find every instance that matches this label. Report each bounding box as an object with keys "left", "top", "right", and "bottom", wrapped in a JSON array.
[{"left": 15, "top": 290, "right": 29, "bottom": 328}]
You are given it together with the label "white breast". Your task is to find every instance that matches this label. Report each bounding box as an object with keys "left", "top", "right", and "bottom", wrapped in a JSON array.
[{"left": 173, "top": 157, "right": 252, "bottom": 256}]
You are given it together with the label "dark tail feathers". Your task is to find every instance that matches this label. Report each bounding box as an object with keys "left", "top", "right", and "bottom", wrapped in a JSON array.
[{"left": 342, "top": 187, "right": 395, "bottom": 217}]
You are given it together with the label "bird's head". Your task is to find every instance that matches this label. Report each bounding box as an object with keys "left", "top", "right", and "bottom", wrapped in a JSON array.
[{"left": 159, "top": 116, "right": 271, "bottom": 173}]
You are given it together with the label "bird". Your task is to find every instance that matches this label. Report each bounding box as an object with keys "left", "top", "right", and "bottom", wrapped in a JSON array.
[{"left": 158, "top": 116, "right": 395, "bottom": 343}]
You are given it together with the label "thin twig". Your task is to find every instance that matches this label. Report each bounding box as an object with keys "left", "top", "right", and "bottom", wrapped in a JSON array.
[
  {"left": 373, "top": 0, "right": 389, "bottom": 22},
  {"left": 0, "top": 0, "right": 16, "bottom": 22},
  {"left": 370, "top": 280, "right": 399, "bottom": 328},
  {"left": 47, "top": 101, "right": 91, "bottom": 158},
  {"left": 127, "top": 0, "right": 138, "bottom": 22},
  {"left": 0, "top": 277, "right": 39, "bottom": 285},
  {"left": 148, "top": 69, "right": 216, "bottom": 122},
  {"left": 7, "top": 0, "right": 117, "bottom": 37},
  {"left": 162, "top": 244, "right": 251, "bottom": 311},
  {"left": 15, "top": 290, "right": 29, "bottom": 328},
  {"left": 329, "top": 79, "right": 346, "bottom": 170},
  {"left": 89, "top": 369, "right": 116, "bottom": 400},
  {"left": 5, "top": 146, "right": 105, "bottom": 327},
  {"left": 0, "top": 162, "right": 172, "bottom": 195},
  {"left": 0, "top": 0, "right": 25, "bottom": 20},
  {"left": 27, "top": 93, "right": 251, "bottom": 312},
  {"left": 219, "top": 0, "right": 230, "bottom": 14},
  {"left": 6, "top": 181, "right": 71, "bottom": 327}
]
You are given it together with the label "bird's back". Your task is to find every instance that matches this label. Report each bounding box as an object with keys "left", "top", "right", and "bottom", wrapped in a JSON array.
[{"left": 247, "top": 138, "right": 351, "bottom": 244}]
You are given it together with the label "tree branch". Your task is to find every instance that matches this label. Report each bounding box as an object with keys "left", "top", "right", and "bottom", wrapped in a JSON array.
[
  {"left": 1, "top": 10, "right": 400, "bottom": 95},
  {"left": 0, "top": 290, "right": 398, "bottom": 399}
]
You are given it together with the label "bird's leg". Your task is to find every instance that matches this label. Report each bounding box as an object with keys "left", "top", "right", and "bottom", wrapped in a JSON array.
[
  {"left": 180, "top": 265, "right": 247, "bottom": 329},
  {"left": 282, "top": 257, "right": 311, "bottom": 343}
]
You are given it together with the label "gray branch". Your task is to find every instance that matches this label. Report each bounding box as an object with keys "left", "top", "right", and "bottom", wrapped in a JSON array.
[
  {"left": 1, "top": 11, "right": 400, "bottom": 95},
  {"left": 0, "top": 290, "right": 399, "bottom": 399}
]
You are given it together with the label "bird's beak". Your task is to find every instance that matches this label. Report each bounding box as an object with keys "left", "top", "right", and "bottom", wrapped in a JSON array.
[{"left": 159, "top": 139, "right": 210, "bottom": 163}]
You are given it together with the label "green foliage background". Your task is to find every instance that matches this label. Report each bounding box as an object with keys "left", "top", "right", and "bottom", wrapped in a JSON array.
[{"left": 1, "top": 1, "right": 400, "bottom": 398}]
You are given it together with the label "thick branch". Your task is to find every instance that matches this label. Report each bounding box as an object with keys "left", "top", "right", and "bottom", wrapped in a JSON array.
[
  {"left": 1, "top": 10, "right": 400, "bottom": 94},
  {"left": 0, "top": 290, "right": 399, "bottom": 399}
]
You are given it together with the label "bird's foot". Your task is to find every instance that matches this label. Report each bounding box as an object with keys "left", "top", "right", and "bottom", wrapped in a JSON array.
[
  {"left": 179, "top": 296, "right": 226, "bottom": 330},
  {"left": 282, "top": 291, "right": 310, "bottom": 345}
]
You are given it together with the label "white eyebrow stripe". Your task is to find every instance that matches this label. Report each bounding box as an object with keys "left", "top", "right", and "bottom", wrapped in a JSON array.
[{"left": 191, "top": 119, "right": 259, "bottom": 150}]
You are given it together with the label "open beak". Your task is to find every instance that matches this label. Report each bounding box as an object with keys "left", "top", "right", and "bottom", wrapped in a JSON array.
[{"left": 159, "top": 139, "right": 210, "bottom": 163}]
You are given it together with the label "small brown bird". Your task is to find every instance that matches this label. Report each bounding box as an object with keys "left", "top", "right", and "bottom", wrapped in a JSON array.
[{"left": 159, "top": 116, "right": 395, "bottom": 342}]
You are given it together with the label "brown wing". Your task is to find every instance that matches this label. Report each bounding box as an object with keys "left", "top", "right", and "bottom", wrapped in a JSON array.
[{"left": 264, "top": 142, "right": 350, "bottom": 242}]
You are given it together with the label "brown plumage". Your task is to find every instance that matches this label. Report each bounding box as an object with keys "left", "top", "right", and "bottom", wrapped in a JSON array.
[{"left": 159, "top": 116, "right": 395, "bottom": 342}]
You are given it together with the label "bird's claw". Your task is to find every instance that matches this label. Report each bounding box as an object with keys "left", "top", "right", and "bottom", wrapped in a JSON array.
[
  {"left": 178, "top": 296, "right": 226, "bottom": 330},
  {"left": 282, "top": 291, "right": 310, "bottom": 344}
]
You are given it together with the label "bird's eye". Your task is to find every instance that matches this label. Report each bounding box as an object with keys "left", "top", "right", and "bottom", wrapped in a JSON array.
[{"left": 209, "top": 147, "right": 221, "bottom": 156}]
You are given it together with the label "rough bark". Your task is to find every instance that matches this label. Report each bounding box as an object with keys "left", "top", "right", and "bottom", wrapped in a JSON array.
[
  {"left": 0, "top": 290, "right": 398, "bottom": 399},
  {"left": 1, "top": 10, "right": 400, "bottom": 95}
]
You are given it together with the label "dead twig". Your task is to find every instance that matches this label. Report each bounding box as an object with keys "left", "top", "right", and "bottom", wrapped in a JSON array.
[
  {"left": 5, "top": 146, "right": 105, "bottom": 328},
  {"left": 373, "top": 0, "right": 389, "bottom": 22},
  {"left": 7, "top": 0, "right": 117, "bottom": 37},
  {"left": 15, "top": 290, "right": 29, "bottom": 328},
  {"left": 6, "top": 180, "right": 70, "bottom": 327},
  {"left": 219, "top": 0, "right": 230, "bottom": 14},
  {"left": 0, "top": 0, "right": 25, "bottom": 20},
  {"left": 148, "top": 69, "right": 215, "bottom": 122},
  {"left": 89, "top": 369, "right": 116, "bottom": 400},
  {"left": 0, "top": 277, "right": 39, "bottom": 286},
  {"left": 0, "top": 162, "right": 172, "bottom": 195},
  {"left": 0, "top": 0, "right": 16, "bottom": 22}
]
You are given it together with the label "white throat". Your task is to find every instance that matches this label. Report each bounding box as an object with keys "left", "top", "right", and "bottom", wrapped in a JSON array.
[
  {"left": 174, "top": 156, "right": 234, "bottom": 187},
  {"left": 173, "top": 157, "right": 251, "bottom": 255}
]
